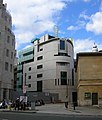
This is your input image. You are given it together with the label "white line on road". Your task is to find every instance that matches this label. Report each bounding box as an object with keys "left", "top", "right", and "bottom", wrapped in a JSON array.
[{"left": 2, "top": 119, "right": 8, "bottom": 120}]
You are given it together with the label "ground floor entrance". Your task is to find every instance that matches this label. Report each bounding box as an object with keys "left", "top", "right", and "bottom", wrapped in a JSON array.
[
  {"left": 72, "top": 92, "right": 77, "bottom": 106},
  {"left": 92, "top": 93, "right": 98, "bottom": 105}
]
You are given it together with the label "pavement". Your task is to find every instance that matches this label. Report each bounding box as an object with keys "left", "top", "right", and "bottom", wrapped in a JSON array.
[{"left": 0, "top": 103, "right": 102, "bottom": 116}]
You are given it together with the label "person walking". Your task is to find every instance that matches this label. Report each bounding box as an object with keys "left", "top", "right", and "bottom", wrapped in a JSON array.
[
  {"left": 15, "top": 98, "right": 20, "bottom": 110},
  {"left": 65, "top": 96, "right": 68, "bottom": 109}
]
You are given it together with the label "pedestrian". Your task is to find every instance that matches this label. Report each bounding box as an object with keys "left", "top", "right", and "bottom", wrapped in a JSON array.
[
  {"left": 15, "top": 98, "right": 20, "bottom": 110},
  {"left": 2, "top": 99, "right": 6, "bottom": 109},
  {"left": 65, "top": 96, "right": 68, "bottom": 108}
]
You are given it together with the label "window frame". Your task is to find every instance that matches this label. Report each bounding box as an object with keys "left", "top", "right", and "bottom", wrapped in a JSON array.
[
  {"left": 5, "top": 62, "right": 9, "bottom": 71},
  {"left": 60, "top": 40, "right": 65, "bottom": 50},
  {"left": 37, "top": 65, "right": 43, "bottom": 69},
  {"left": 60, "top": 71, "right": 67, "bottom": 85},
  {"left": 37, "top": 56, "right": 43, "bottom": 60},
  {"left": 37, "top": 73, "right": 43, "bottom": 78}
]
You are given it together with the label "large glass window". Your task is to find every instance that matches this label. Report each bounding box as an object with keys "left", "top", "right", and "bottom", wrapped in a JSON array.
[
  {"left": 60, "top": 40, "right": 65, "bottom": 50},
  {"left": 23, "top": 51, "right": 33, "bottom": 56},
  {"left": 60, "top": 71, "right": 67, "bottom": 85}
]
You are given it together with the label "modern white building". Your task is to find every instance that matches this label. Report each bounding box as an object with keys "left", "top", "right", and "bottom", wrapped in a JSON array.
[
  {"left": 0, "top": 0, "right": 15, "bottom": 101},
  {"left": 23, "top": 34, "right": 76, "bottom": 102}
]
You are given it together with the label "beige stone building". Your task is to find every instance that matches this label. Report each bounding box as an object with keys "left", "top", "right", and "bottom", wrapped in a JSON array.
[
  {"left": 76, "top": 52, "right": 102, "bottom": 106},
  {"left": 0, "top": 0, "right": 15, "bottom": 101},
  {"left": 23, "top": 34, "right": 76, "bottom": 102}
]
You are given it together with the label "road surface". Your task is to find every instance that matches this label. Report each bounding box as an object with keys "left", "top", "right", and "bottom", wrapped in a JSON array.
[{"left": 0, "top": 112, "right": 102, "bottom": 120}]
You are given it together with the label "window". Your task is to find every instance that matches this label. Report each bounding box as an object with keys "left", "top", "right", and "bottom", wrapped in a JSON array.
[
  {"left": 11, "top": 52, "right": 13, "bottom": 59},
  {"left": 5, "top": 62, "right": 8, "bottom": 71},
  {"left": 84, "top": 92, "right": 91, "bottom": 99},
  {"left": 29, "top": 67, "right": 31, "bottom": 71},
  {"left": 60, "top": 40, "right": 65, "bottom": 50},
  {"left": 60, "top": 71, "right": 67, "bottom": 85},
  {"left": 57, "top": 62, "right": 67, "bottom": 66},
  {"left": 54, "top": 53, "right": 69, "bottom": 57},
  {"left": 58, "top": 79, "right": 59, "bottom": 85},
  {"left": 10, "top": 64, "right": 12, "bottom": 72},
  {"left": 17, "top": 78, "right": 19, "bottom": 81},
  {"left": 18, "top": 85, "right": 22, "bottom": 88},
  {"left": 37, "top": 81, "right": 42, "bottom": 92},
  {"left": 37, "top": 73, "right": 43, "bottom": 78},
  {"left": 28, "top": 75, "right": 31, "bottom": 79},
  {"left": 55, "top": 79, "right": 57, "bottom": 86},
  {"left": 23, "top": 51, "right": 33, "bottom": 56},
  {"left": 40, "top": 48, "right": 43, "bottom": 51},
  {"left": 7, "top": 36, "right": 10, "bottom": 43},
  {"left": 37, "top": 56, "right": 43, "bottom": 60},
  {"left": 37, "top": 65, "right": 43, "bottom": 69},
  {"left": 28, "top": 84, "right": 31, "bottom": 88},
  {"left": 6, "top": 49, "right": 9, "bottom": 57}
]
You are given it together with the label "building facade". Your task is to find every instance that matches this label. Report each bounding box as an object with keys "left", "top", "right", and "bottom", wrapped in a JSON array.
[
  {"left": 16, "top": 46, "right": 34, "bottom": 91},
  {"left": 23, "top": 34, "right": 76, "bottom": 102},
  {"left": 76, "top": 52, "right": 102, "bottom": 106},
  {"left": 0, "top": 0, "right": 15, "bottom": 101}
]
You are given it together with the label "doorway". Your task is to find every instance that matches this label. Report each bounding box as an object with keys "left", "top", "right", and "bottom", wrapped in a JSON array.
[
  {"left": 92, "top": 93, "right": 98, "bottom": 105},
  {"left": 72, "top": 92, "right": 77, "bottom": 106},
  {"left": 37, "top": 81, "right": 42, "bottom": 92}
]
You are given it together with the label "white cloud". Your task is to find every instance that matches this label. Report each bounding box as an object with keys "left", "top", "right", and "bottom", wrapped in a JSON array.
[
  {"left": 74, "top": 38, "right": 94, "bottom": 57},
  {"left": 79, "top": 11, "right": 90, "bottom": 20},
  {"left": 83, "top": 0, "right": 91, "bottom": 2},
  {"left": 4, "top": 0, "right": 68, "bottom": 49},
  {"left": 74, "top": 38, "right": 102, "bottom": 58},
  {"left": 67, "top": 25, "right": 80, "bottom": 31},
  {"left": 86, "top": 12, "right": 102, "bottom": 34}
]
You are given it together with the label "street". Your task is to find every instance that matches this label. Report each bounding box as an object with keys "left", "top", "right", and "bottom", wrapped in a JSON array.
[{"left": 0, "top": 112, "right": 102, "bottom": 120}]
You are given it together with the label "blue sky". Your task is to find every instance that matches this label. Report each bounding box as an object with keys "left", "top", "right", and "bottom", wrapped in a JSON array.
[{"left": 4, "top": 0, "right": 102, "bottom": 57}]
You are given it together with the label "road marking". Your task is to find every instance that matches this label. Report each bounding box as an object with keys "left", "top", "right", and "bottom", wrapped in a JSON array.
[{"left": 2, "top": 119, "right": 8, "bottom": 120}]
